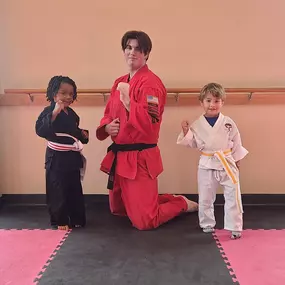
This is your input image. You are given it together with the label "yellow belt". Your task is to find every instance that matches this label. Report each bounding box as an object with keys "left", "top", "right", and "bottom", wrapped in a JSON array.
[
  {"left": 201, "top": 149, "right": 243, "bottom": 213},
  {"left": 201, "top": 149, "right": 232, "bottom": 157}
]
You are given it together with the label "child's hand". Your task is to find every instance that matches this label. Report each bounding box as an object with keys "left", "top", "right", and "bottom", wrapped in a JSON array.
[
  {"left": 81, "top": 130, "right": 89, "bottom": 139},
  {"left": 51, "top": 100, "right": 65, "bottom": 122},
  {"left": 53, "top": 100, "right": 65, "bottom": 114},
  {"left": 181, "top": 120, "right": 189, "bottom": 136}
]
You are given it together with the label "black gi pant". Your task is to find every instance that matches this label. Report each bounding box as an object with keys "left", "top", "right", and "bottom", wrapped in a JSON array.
[{"left": 46, "top": 169, "right": 86, "bottom": 227}]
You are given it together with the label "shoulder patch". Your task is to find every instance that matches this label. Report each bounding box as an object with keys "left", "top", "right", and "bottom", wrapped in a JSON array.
[
  {"left": 225, "top": 123, "right": 232, "bottom": 132},
  {"left": 147, "top": 95, "right": 159, "bottom": 123},
  {"left": 147, "top": 95, "right": 159, "bottom": 105}
]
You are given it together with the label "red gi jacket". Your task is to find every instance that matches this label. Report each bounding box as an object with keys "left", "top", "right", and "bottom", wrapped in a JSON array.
[{"left": 96, "top": 65, "right": 166, "bottom": 180}]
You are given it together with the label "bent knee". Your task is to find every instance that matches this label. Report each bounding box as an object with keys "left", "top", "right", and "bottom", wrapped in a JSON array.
[{"left": 130, "top": 214, "right": 160, "bottom": 231}]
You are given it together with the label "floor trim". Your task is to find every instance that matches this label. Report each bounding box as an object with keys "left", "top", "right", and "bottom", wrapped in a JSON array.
[{"left": 1, "top": 194, "right": 285, "bottom": 206}]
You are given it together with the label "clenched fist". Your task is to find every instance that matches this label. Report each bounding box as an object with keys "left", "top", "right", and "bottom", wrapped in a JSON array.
[
  {"left": 181, "top": 120, "right": 189, "bottom": 136},
  {"left": 117, "top": 82, "right": 130, "bottom": 111},
  {"left": 105, "top": 118, "right": 120, "bottom": 137},
  {"left": 51, "top": 100, "right": 65, "bottom": 122}
]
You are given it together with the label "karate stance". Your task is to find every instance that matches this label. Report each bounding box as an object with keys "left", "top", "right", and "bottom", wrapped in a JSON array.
[
  {"left": 36, "top": 76, "right": 89, "bottom": 230},
  {"left": 96, "top": 30, "right": 198, "bottom": 230},
  {"left": 177, "top": 82, "right": 248, "bottom": 239}
]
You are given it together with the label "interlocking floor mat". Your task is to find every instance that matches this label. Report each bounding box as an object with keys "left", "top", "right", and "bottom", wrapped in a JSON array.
[
  {"left": 214, "top": 229, "right": 285, "bottom": 285},
  {"left": 0, "top": 229, "right": 70, "bottom": 285}
]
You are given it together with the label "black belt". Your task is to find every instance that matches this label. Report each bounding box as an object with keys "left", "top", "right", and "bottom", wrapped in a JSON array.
[{"left": 106, "top": 143, "right": 157, "bottom": 190}]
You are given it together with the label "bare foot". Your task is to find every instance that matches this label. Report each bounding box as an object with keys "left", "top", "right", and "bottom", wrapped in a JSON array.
[
  {"left": 186, "top": 199, "right": 199, "bottom": 212},
  {"left": 58, "top": 225, "right": 69, "bottom": 231},
  {"left": 174, "top": 195, "right": 198, "bottom": 212}
]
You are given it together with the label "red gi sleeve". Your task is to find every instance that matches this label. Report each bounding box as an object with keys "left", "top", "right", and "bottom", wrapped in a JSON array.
[
  {"left": 96, "top": 99, "right": 113, "bottom": 141},
  {"left": 96, "top": 77, "right": 128, "bottom": 141},
  {"left": 126, "top": 86, "right": 164, "bottom": 136}
]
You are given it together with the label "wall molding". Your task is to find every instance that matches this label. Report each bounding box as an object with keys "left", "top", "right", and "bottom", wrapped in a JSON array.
[{"left": 1, "top": 87, "right": 285, "bottom": 106}]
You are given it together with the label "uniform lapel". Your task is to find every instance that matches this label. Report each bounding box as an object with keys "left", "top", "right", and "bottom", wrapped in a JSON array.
[{"left": 195, "top": 113, "right": 225, "bottom": 147}]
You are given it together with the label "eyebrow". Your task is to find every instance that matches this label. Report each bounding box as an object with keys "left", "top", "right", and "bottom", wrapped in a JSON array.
[
  {"left": 127, "top": 44, "right": 140, "bottom": 48},
  {"left": 126, "top": 41, "right": 140, "bottom": 48}
]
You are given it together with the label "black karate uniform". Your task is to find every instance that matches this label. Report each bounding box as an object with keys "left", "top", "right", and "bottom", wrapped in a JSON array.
[{"left": 35, "top": 102, "right": 88, "bottom": 227}]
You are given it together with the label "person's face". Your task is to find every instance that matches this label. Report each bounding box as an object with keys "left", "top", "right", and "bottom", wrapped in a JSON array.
[
  {"left": 124, "top": 39, "right": 148, "bottom": 71},
  {"left": 200, "top": 93, "right": 224, "bottom": 117},
  {"left": 54, "top": 83, "right": 74, "bottom": 108}
]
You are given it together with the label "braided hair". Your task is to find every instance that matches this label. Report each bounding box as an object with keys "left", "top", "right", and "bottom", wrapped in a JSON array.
[{"left": 46, "top": 75, "right": 77, "bottom": 102}]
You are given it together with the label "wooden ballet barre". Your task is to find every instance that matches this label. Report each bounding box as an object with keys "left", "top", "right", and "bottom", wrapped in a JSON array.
[
  {"left": 4, "top": 87, "right": 285, "bottom": 95},
  {"left": 166, "top": 87, "right": 285, "bottom": 94},
  {"left": 4, "top": 89, "right": 111, "bottom": 95},
  {"left": 1, "top": 87, "right": 285, "bottom": 106},
  {"left": 2, "top": 90, "right": 110, "bottom": 106}
]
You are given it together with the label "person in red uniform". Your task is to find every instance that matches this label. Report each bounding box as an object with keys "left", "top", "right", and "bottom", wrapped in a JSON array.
[{"left": 96, "top": 30, "right": 198, "bottom": 230}]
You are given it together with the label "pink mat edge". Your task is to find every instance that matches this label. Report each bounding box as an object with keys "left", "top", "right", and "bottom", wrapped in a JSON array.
[
  {"left": 213, "top": 232, "right": 238, "bottom": 284},
  {"left": 32, "top": 229, "right": 72, "bottom": 284},
  {"left": 212, "top": 229, "right": 285, "bottom": 284},
  {"left": 0, "top": 228, "right": 72, "bottom": 285}
]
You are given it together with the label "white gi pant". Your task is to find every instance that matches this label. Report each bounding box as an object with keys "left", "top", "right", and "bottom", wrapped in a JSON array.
[{"left": 198, "top": 168, "right": 243, "bottom": 231}]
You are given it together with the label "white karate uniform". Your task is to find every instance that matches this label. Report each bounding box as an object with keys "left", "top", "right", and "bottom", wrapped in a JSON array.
[{"left": 177, "top": 113, "right": 248, "bottom": 232}]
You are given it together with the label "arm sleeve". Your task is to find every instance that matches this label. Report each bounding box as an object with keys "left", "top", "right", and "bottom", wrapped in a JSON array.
[
  {"left": 74, "top": 114, "right": 89, "bottom": 144},
  {"left": 176, "top": 128, "right": 197, "bottom": 148},
  {"left": 96, "top": 98, "right": 113, "bottom": 141},
  {"left": 230, "top": 122, "right": 249, "bottom": 161},
  {"left": 126, "top": 86, "right": 164, "bottom": 136},
  {"left": 35, "top": 107, "right": 55, "bottom": 140}
]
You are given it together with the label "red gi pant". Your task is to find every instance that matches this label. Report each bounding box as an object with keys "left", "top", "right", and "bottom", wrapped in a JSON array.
[{"left": 108, "top": 155, "right": 188, "bottom": 230}]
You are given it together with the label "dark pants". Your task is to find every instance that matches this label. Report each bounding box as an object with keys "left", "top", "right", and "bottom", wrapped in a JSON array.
[{"left": 46, "top": 169, "right": 86, "bottom": 227}]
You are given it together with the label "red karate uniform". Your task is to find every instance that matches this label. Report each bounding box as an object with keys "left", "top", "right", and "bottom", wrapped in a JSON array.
[{"left": 96, "top": 65, "right": 187, "bottom": 230}]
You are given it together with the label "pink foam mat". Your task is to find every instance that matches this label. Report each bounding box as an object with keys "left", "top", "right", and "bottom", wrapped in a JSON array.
[
  {"left": 0, "top": 229, "right": 71, "bottom": 285},
  {"left": 214, "top": 229, "right": 285, "bottom": 285}
]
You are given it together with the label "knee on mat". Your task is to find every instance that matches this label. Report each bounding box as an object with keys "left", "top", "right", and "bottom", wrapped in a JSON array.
[{"left": 130, "top": 215, "right": 160, "bottom": 231}]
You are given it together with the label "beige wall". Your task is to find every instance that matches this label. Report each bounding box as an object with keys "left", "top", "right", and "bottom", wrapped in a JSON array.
[{"left": 1, "top": 0, "right": 285, "bottom": 194}]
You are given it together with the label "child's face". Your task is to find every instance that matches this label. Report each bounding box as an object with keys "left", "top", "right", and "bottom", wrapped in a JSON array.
[
  {"left": 200, "top": 92, "right": 224, "bottom": 117},
  {"left": 54, "top": 83, "right": 74, "bottom": 108}
]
